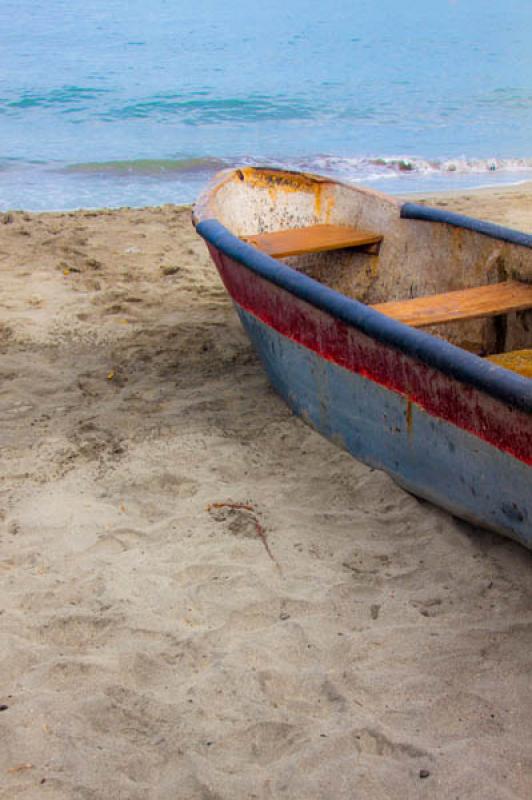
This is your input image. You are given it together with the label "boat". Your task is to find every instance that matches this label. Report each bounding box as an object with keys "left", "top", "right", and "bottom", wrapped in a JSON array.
[{"left": 193, "top": 167, "right": 532, "bottom": 548}]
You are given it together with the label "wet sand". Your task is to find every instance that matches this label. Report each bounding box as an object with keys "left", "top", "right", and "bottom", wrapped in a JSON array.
[{"left": 1, "top": 184, "right": 531, "bottom": 799}]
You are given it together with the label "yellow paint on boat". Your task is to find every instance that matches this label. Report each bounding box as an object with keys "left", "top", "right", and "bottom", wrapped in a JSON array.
[
  {"left": 240, "top": 167, "right": 325, "bottom": 193},
  {"left": 323, "top": 193, "right": 336, "bottom": 224},
  {"left": 314, "top": 183, "right": 322, "bottom": 219},
  {"left": 238, "top": 167, "right": 336, "bottom": 223}
]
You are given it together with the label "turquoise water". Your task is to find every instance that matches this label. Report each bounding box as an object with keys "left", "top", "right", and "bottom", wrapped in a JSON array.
[{"left": 1, "top": 0, "right": 532, "bottom": 209}]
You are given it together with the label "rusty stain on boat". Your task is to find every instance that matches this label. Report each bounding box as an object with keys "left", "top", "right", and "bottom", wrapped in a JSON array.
[{"left": 406, "top": 398, "right": 414, "bottom": 437}]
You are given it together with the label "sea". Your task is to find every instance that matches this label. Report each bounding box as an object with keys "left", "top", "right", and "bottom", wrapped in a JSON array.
[{"left": 1, "top": 0, "right": 532, "bottom": 211}]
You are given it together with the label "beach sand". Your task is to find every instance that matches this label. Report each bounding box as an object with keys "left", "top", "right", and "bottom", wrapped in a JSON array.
[{"left": 1, "top": 184, "right": 531, "bottom": 799}]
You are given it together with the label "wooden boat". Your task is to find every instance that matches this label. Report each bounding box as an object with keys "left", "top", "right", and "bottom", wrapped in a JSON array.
[{"left": 193, "top": 167, "right": 532, "bottom": 548}]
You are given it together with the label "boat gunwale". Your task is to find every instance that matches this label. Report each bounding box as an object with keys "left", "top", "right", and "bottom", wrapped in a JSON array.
[{"left": 195, "top": 217, "right": 532, "bottom": 416}]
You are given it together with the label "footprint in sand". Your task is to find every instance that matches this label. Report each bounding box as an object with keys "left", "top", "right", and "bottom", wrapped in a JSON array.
[
  {"left": 88, "top": 527, "right": 146, "bottom": 555},
  {"left": 36, "top": 613, "right": 123, "bottom": 649}
]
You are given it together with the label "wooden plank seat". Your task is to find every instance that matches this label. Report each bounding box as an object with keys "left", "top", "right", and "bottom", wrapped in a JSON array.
[
  {"left": 241, "top": 224, "right": 383, "bottom": 258},
  {"left": 486, "top": 349, "right": 532, "bottom": 379},
  {"left": 371, "top": 281, "right": 532, "bottom": 328}
]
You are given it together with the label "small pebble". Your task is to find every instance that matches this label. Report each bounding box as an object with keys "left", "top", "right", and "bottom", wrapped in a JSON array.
[
  {"left": 0, "top": 705, "right": 8, "bottom": 711},
  {"left": 419, "top": 769, "right": 430, "bottom": 779},
  {"left": 279, "top": 611, "right": 290, "bottom": 620}
]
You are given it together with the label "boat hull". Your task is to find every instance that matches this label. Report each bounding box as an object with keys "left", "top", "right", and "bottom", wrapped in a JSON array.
[{"left": 202, "top": 237, "right": 532, "bottom": 548}]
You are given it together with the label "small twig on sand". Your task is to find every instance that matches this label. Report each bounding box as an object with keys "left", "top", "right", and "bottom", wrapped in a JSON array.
[
  {"left": 7, "top": 764, "right": 33, "bottom": 774},
  {"left": 207, "top": 502, "right": 282, "bottom": 575}
]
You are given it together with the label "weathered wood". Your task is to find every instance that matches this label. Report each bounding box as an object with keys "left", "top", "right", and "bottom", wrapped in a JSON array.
[
  {"left": 486, "top": 349, "right": 532, "bottom": 379},
  {"left": 242, "top": 224, "right": 383, "bottom": 258},
  {"left": 371, "top": 281, "right": 532, "bottom": 328}
]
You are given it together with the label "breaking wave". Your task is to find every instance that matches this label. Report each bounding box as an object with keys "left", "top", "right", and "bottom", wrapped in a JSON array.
[{"left": 286, "top": 155, "right": 532, "bottom": 183}]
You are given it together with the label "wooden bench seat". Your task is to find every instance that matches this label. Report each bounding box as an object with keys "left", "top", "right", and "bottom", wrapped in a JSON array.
[
  {"left": 486, "top": 349, "right": 532, "bottom": 379},
  {"left": 371, "top": 281, "right": 532, "bottom": 328},
  {"left": 242, "top": 224, "right": 383, "bottom": 258}
]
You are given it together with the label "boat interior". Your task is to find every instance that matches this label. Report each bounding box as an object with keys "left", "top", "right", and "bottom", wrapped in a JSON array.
[{"left": 196, "top": 167, "right": 532, "bottom": 378}]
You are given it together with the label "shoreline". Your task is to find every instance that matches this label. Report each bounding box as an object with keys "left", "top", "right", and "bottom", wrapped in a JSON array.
[
  {"left": 1, "top": 184, "right": 531, "bottom": 798},
  {"left": 3, "top": 174, "right": 532, "bottom": 218},
  {"left": 404, "top": 178, "right": 532, "bottom": 198},
  {"left": 4, "top": 179, "right": 532, "bottom": 227}
]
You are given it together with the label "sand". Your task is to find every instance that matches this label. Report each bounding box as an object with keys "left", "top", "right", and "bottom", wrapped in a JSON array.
[{"left": 0, "top": 184, "right": 531, "bottom": 800}]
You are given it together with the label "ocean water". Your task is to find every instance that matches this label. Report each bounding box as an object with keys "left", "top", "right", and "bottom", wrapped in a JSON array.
[{"left": 1, "top": 0, "right": 532, "bottom": 210}]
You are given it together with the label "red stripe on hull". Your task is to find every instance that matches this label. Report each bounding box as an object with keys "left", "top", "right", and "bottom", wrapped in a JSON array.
[{"left": 209, "top": 244, "right": 532, "bottom": 465}]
